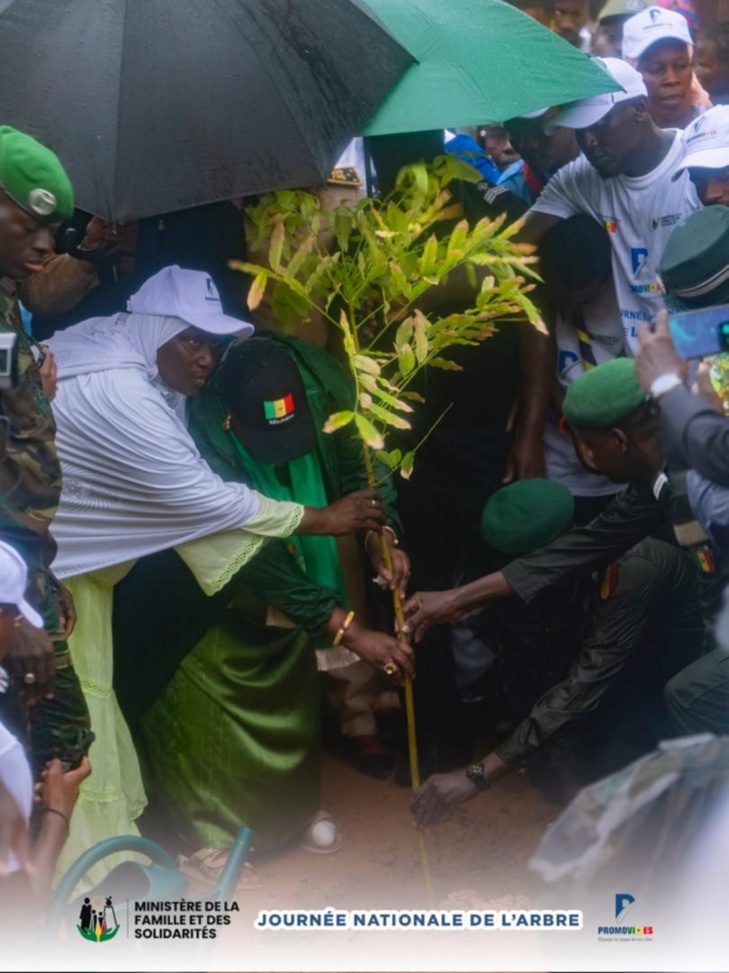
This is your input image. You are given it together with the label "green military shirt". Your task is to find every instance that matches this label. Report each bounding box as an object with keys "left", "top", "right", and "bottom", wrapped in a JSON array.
[{"left": 0, "top": 278, "right": 62, "bottom": 617}]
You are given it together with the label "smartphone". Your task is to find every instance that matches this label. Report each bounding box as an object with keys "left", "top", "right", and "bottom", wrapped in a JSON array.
[
  {"left": 668, "top": 304, "right": 729, "bottom": 359},
  {"left": 59, "top": 728, "right": 96, "bottom": 771}
]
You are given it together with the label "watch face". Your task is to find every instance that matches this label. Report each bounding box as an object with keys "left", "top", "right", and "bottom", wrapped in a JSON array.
[{"left": 466, "top": 763, "right": 484, "bottom": 783}]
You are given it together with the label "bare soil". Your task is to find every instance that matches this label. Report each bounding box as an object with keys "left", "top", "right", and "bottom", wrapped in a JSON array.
[{"left": 242, "top": 751, "right": 555, "bottom": 913}]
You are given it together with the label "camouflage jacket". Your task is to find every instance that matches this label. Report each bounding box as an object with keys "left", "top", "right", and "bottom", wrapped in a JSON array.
[{"left": 0, "top": 278, "right": 61, "bottom": 580}]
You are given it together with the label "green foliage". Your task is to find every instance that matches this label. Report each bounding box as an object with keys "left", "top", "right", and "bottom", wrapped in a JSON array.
[{"left": 232, "top": 154, "right": 543, "bottom": 478}]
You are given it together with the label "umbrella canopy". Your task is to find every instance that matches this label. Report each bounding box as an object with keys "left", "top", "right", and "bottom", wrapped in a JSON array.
[
  {"left": 0, "top": 0, "right": 412, "bottom": 220},
  {"left": 361, "top": 0, "right": 621, "bottom": 135}
]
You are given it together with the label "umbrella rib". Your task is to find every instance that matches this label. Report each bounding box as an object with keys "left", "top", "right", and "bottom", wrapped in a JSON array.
[{"left": 109, "top": 0, "right": 131, "bottom": 220}]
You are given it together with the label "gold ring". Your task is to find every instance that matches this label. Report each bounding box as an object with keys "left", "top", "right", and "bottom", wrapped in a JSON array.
[{"left": 383, "top": 662, "right": 398, "bottom": 676}]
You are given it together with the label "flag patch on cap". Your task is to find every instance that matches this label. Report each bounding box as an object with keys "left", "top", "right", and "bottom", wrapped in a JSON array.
[{"left": 264, "top": 394, "right": 295, "bottom": 420}]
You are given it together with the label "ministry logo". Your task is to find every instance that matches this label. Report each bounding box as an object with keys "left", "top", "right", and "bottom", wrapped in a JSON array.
[{"left": 77, "top": 893, "right": 120, "bottom": 943}]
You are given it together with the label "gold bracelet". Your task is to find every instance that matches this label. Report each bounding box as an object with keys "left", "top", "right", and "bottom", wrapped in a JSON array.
[
  {"left": 333, "top": 610, "right": 356, "bottom": 647},
  {"left": 365, "top": 525, "right": 399, "bottom": 553}
]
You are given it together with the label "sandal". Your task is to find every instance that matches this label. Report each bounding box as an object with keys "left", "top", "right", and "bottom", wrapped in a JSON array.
[
  {"left": 296, "top": 810, "right": 343, "bottom": 855},
  {"left": 178, "top": 847, "right": 263, "bottom": 890}
]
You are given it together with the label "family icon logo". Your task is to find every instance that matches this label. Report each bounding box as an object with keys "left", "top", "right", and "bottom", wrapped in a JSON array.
[{"left": 77, "top": 893, "right": 120, "bottom": 943}]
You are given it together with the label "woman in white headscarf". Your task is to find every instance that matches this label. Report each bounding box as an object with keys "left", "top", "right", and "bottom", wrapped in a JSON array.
[{"left": 45, "top": 265, "right": 389, "bottom": 886}]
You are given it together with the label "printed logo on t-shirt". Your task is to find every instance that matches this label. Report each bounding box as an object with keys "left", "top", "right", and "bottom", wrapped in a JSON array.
[
  {"left": 631, "top": 248, "right": 648, "bottom": 277},
  {"left": 651, "top": 214, "right": 683, "bottom": 230},
  {"left": 603, "top": 218, "right": 619, "bottom": 233},
  {"left": 629, "top": 247, "right": 664, "bottom": 295}
]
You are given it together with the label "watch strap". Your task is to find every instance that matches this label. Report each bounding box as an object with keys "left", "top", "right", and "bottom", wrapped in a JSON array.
[{"left": 649, "top": 373, "right": 683, "bottom": 399}]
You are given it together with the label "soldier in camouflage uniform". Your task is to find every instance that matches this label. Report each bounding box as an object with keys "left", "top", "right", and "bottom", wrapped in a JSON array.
[{"left": 0, "top": 126, "right": 89, "bottom": 769}]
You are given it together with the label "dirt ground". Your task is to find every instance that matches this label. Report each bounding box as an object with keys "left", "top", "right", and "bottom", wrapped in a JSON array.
[{"left": 240, "top": 749, "right": 556, "bottom": 913}]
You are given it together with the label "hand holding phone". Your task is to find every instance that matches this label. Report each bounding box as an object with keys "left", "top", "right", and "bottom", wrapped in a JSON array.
[
  {"left": 58, "top": 729, "right": 96, "bottom": 772},
  {"left": 668, "top": 304, "right": 729, "bottom": 359},
  {"left": 636, "top": 310, "right": 689, "bottom": 393}
]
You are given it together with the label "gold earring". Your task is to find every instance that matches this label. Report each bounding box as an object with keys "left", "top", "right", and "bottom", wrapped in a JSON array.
[{"left": 222, "top": 414, "right": 232, "bottom": 432}]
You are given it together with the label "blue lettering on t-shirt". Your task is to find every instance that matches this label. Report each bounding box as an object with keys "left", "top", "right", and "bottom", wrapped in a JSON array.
[
  {"left": 620, "top": 309, "right": 652, "bottom": 321},
  {"left": 558, "top": 350, "right": 580, "bottom": 375}
]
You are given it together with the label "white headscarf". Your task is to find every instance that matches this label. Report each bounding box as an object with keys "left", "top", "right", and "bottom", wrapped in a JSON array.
[
  {"left": 47, "top": 312, "right": 268, "bottom": 579},
  {"left": 49, "top": 311, "right": 190, "bottom": 418}
]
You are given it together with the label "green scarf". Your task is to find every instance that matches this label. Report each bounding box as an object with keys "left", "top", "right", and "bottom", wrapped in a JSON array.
[{"left": 224, "top": 430, "right": 348, "bottom": 610}]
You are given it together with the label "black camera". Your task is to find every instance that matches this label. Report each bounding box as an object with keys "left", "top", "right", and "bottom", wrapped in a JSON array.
[{"left": 0, "top": 331, "right": 17, "bottom": 390}]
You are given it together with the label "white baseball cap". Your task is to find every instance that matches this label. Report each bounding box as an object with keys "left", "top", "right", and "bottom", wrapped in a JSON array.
[
  {"left": 128, "top": 266, "right": 254, "bottom": 337},
  {"left": 622, "top": 6, "right": 692, "bottom": 61},
  {"left": 0, "top": 542, "right": 42, "bottom": 628},
  {"left": 545, "top": 58, "right": 647, "bottom": 132},
  {"left": 673, "top": 106, "right": 729, "bottom": 178}
]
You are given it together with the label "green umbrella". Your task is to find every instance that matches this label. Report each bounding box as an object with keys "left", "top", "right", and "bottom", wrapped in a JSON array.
[{"left": 362, "top": 0, "right": 621, "bottom": 135}]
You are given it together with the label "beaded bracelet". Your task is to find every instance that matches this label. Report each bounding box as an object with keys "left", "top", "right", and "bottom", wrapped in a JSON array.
[{"left": 332, "top": 610, "right": 356, "bottom": 647}]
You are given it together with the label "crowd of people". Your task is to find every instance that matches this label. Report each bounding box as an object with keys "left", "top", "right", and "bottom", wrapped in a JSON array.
[{"left": 1, "top": 0, "right": 729, "bottom": 927}]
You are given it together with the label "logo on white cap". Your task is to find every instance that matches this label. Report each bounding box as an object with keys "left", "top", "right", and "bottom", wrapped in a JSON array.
[
  {"left": 622, "top": 6, "right": 693, "bottom": 62},
  {"left": 205, "top": 277, "right": 220, "bottom": 307},
  {"left": 127, "top": 265, "right": 254, "bottom": 338},
  {"left": 674, "top": 105, "right": 729, "bottom": 177}
]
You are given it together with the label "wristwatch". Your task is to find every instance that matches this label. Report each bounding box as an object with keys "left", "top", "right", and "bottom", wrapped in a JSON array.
[
  {"left": 465, "top": 762, "right": 490, "bottom": 790},
  {"left": 649, "top": 372, "right": 683, "bottom": 399}
]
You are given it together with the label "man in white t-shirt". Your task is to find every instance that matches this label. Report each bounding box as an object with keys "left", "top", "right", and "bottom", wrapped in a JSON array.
[
  {"left": 522, "top": 57, "right": 701, "bottom": 352},
  {"left": 537, "top": 215, "right": 626, "bottom": 522}
]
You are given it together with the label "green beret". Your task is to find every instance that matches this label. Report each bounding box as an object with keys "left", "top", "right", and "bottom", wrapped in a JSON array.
[
  {"left": 0, "top": 126, "right": 74, "bottom": 223},
  {"left": 598, "top": 0, "right": 648, "bottom": 22},
  {"left": 563, "top": 359, "right": 645, "bottom": 429},
  {"left": 660, "top": 207, "right": 729, "bottom": 310},
  {"left": 481, "top": 479, "right": 574, "bottom": 555}
]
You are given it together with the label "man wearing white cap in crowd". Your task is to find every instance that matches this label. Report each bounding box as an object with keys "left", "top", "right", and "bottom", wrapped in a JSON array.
[
  {"left": 522, "top": 57, "right": 700, "bottom": 352},
  {"left": 673, "top": 104, "right": 729, "bottom": 207},
  {"left": 0, "top": 540, "right": 89, "bottom": 908},
  {"left": 622, "top": 5, "right": 707, "bottom": 130}
]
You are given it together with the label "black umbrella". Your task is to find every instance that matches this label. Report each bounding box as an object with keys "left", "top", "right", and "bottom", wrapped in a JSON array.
[{"left": 0, "top": 0, "right": 411, "bottom": 220}]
